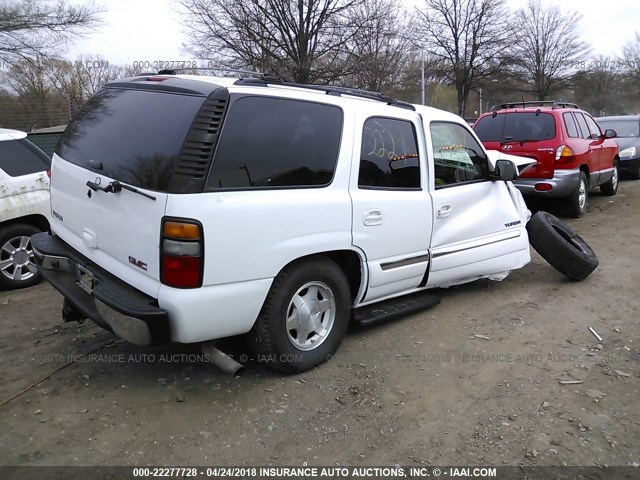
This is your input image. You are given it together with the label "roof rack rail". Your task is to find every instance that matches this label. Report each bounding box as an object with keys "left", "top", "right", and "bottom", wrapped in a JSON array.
[
  {"left": 490, "top": 100, "right": 580, "bottom": 112},
  {"left": 157, "top": 67, "right": 284, "bottom": 82},
  {"left": 158, "top": 66, "right": 415, "bottom": 111},
  {"left": 285, "top": 83, "right": 415, "bottom": 111},
  {"left": 234, "top": 77, "right": 415, "bottom": 111}
]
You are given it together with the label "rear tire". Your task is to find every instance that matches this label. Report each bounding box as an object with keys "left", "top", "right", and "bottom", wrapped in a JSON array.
[
  {"left": 566, "top": 171, "right": 588, "bottom": 218},
  {"left": 600, "top": 161, "right": 618, "bottom": 196},
  {"left": 248, "top": 257, "right": 351, "bottom": 373},
  {"left": 0, "top": 223, "right": 42, "bottom": 290},
  {"left": 526, "top": 211, "right": 598, "bottom": 281}
]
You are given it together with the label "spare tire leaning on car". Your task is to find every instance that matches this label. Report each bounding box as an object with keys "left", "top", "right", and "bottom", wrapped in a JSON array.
[{"left": 526, "top": 211, "right": 598, "bottom": 281}]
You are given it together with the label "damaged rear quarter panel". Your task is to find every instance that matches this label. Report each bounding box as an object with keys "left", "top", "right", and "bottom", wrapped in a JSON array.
[{"left": 0, "top": 170, "right": 50, "bottom": 224}]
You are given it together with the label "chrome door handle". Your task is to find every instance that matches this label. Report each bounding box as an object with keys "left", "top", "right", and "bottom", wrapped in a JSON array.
[
  {"left": 363, "top": 209, "right": 383, "bottom": 226},
  {"left": 437, "top": 204, "right": 452, "bottom": 218}
]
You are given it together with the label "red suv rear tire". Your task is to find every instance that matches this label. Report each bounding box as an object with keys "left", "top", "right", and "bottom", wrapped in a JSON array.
[{"left": 567, "top": 171, "right": 588, "bottom": 218}]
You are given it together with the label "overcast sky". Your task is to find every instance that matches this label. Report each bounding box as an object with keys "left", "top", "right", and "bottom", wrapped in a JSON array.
[{"left": 68, "top": 0, "right": 640, "bottom": 66}]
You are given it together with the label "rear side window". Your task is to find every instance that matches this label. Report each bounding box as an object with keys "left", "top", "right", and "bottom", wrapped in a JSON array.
[
  {"left": 573, "top": 113, "right": 591, "bottom": 139},
  {"left": 474, "top": 112, "right": 556, "bottom": 142},
  {"left": 56, "top": 88, "right": 206, "bottom": 191},
  {"left": 0, "top": 139, "right": 51, "bottom": 177},
  {"left": 358, "top": 117, "right": 420, "bottom": 189},
  {"left": 206, "top": 96, "right": 342, "bottom": 189},
  {"left": 563, "top": 113, "right": 580, "bottom": 138}
]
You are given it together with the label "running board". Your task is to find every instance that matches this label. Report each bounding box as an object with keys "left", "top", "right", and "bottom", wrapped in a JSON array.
[{"left": 352, "top": 291, "right": 441, "bottom": 327}]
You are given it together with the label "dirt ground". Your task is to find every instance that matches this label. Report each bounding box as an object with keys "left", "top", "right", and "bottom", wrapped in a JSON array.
[{"left": 0, "top": 181, "right": 639, "bottom": 470}]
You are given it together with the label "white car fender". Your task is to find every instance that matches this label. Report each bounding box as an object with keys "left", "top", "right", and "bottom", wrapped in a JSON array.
[{"left": 486, "top": 149, "right": 537, "bottom": 174}]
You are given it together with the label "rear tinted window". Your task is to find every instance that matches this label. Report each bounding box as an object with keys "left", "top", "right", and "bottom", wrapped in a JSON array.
[
  {"left": 573, "top": 113, "right": 590, "bottom": 139},
  {"left": 597, "top": 120, "right": 640, "bottom": 138},
  {"left": 0, "top": 139, "right": 51, "bottom": 177},
  {"left": 359, "top": 117, "right": 420, "bottom": 189},
  {"left": 56, "top": 88, "right": 205, "bottom": 191},
  {"left": 474, "top": 112, "right": 556, "bottom": 142},
  {"left": 206, "top": 96, "right": 342, "bottom": 189},
  {"left": 563, "top": 113, "right": 579, "bottom": 138}
]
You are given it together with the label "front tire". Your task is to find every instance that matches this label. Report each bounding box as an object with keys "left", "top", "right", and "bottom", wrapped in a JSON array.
[
  {"left": 566, "top": 171, "right": 588, "bottom": 218},
  {"left": 0, "top": 223, "right": 42, "bottom": 290},
  {"left": 249, "top": 257, "right": 351, "bottom": 373},
  {"left": 600, "top": 161, "right": 619, "bottom": 196}
]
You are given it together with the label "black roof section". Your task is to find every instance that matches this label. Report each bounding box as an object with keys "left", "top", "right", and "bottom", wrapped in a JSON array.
[
  {"left": 105, "top": 75, "right": 226, "bottom": 96},
  {"left": 157, "top": 67, "right": 416, "bottom": 111},
  {"left": 491, "top": 100, "right": 580, "bottom": 112}
]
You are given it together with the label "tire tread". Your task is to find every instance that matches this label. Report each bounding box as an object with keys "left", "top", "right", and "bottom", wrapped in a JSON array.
[{"left": 527, "top": 211, "right": 598, "bottom": 281}]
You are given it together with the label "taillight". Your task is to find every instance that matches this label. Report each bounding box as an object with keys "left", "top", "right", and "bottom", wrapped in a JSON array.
[
  {"left": 46, "top": 169, "right": 51, "bottom": 178},
  {"left": 161, "top": 219, "right": 203, "bottom": 288},
  {"left": 555, "top": 145, "right": 574, "bottom": 161}
]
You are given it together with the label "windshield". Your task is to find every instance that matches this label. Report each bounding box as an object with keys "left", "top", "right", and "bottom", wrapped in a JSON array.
[
  {"left": 597, "top": 120, "right": 640, "bottom": 138},
  {"left": 474, "top": 112, "right": 556, "bottom": 142}
]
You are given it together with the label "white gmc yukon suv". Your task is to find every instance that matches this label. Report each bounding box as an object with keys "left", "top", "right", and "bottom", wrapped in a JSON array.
[{"left": 32, "top": 73, "right": 533, "bottom": 373}]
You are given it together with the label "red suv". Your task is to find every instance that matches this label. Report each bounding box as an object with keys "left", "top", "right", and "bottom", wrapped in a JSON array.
[{"left": 473, "top": 101, "right": 620, "bottom": 217}]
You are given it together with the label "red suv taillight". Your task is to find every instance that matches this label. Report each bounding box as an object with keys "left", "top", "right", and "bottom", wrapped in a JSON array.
[
  {"left": 160, "top": 219, "right": 203, "bottom": 288},
  {"left": 555, "top": 145, "right": 575, "bottom": 164}
]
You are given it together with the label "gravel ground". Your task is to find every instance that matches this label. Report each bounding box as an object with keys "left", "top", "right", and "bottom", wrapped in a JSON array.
[{"left": 0, "top": 181, "right": 639, "bottom": 470}]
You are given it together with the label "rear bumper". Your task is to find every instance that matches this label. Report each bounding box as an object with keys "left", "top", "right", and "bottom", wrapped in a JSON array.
[
  {"left": 31, "top": 232, "right": 170, "bottom": 346},
  {"left": 514, "top": 168, "right": 580, "bottom": 197}
]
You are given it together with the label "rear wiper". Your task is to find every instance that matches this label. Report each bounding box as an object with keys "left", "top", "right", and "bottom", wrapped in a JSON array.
[{"left": 86, "top": 180, "right": 156, "bottom": 201}]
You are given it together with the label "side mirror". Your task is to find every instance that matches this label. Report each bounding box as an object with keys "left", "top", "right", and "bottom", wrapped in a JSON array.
[
  {"left": 494, "top": 159, "right": 518, "bottom": 181},
  {"left": 604, "top": 129, "right": 617, "bottom": 139}
]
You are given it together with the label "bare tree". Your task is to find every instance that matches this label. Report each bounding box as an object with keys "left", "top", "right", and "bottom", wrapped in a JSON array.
[
  {"left": 415, "top": 0, "right": 510, "bottom": 116},
  {"left": 43, "top": 55, "right": 125, "bottom": 112},
  {"left": 510, "top": 0, "right": 589, "bottom": 101},
  {"left": 343, "top": 0, "right": 411, "bottom": 92},
  {"left": 2, "top": 56, "right": 49, "bottom": 97},
  {"left": 1, "top": 57, "right": 68, "bottom": 129},
  {"left": 0, "top": 0, "right": 102, "bottom": 65},
  {"left": 0, "top": 54, "right": 125, "bottom": 128},
  {"left": 623, "top": 31, "right": 640, "bottom": 81},
  {"left": 178, "top": 0, "right": 364, "bottom": 83},
  {"left": 571, "top": 56, "right": 624, "bottom": 116}
]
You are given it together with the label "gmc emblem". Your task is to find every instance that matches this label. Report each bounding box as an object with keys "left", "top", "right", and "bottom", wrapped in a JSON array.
[{"left": 128, "top": 256, "right": 148, "bottom": 271}]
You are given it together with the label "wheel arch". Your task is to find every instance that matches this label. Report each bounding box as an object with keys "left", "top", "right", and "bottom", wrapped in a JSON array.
[
  {"left": 276, "top": 249, "right": 366, "bottom": 306},
  {"left": 0, "top": 214, "right": 50, "bottom": 233},
  {"left": 579, "top": 163, "right": 590, "bottom": 176}
]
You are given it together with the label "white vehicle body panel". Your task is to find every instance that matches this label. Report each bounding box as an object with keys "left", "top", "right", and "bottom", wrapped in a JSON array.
[
  {"left": 0, "top": 129, "right": 50, "bottom": 224},
  {"left": 0, "top": 129, "right": 28, "bottom": 142},
  {"left": 349, "top": 105, "right": 432, "bottom": 303},
  {"left": 427, "top": 181, "right": 529, "bottom": 287},
  {"left": 0, "top": 170, "right": 50, "bottom": 223},
  {"left": 416, "top": 110, "right": 531, "bottom": 288},
  {"left": 50, "top": 156, "right": 168, "bottom": 298},
  {"left": 486, "top": 149, "right": 538, "bottom": 174}
]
